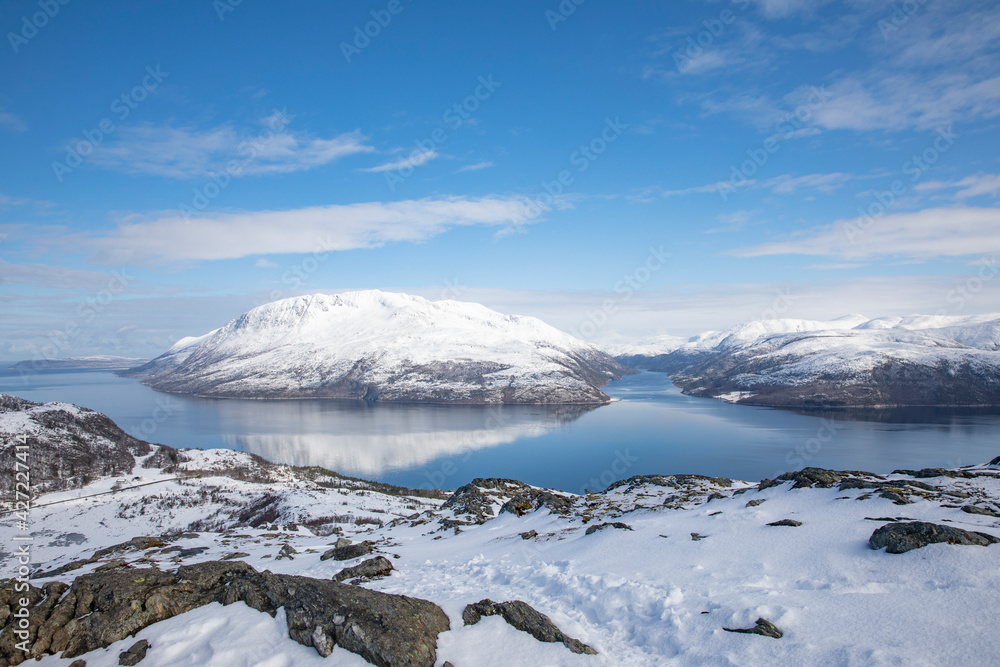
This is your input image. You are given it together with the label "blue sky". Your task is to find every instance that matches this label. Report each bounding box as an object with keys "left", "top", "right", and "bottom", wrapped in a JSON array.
[{"left": 2, "top": 0, "right": 999, "bottom": 360}]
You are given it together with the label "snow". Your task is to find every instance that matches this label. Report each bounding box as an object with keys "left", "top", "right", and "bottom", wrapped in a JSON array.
[{"left": 132, "top": 291, "right": 622, "bottom": 403}]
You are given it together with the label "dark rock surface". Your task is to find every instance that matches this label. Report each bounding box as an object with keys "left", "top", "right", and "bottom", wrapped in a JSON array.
[
  {"left": 869, "top": 521, "right": 1000, "bottom": 554},
  {"left": 332, "top": 556, "right": 394, "bottom": 583},
  {"left": 962, "top": 504, "right": 1000, "bottom": 517},
  {"left": 760, "top": 467, "right": 884, "bottom": 490},
  {"left": 766, "top": 519, "right": 802, "bottom": 527},
  {"left": 723, "top": 618, "right": 783, "bottom": 639},
  {"left": 462, "top": 599, "right": 596, "bottom": 655},
  {"left": 117, "top": 639, "right": 149, "bottom": 666},
  {"left": 320, "top": 542, "right": 372, "bottom": 561},
  {"left": 0, "top": 561, "right": 449, "bottom": 667},
  {"left": 584, "top": 522, "right": 633, "bottom": 535}
]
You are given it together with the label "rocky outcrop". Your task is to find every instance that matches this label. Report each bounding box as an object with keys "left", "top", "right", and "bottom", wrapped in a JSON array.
[
  {"left": 0, "top": 561, "right": 449, "bottom": 667},
  {"left": 462, "top": 599, "right": 596, "bottom": 655},
  {"left": 320, "top": 542, "right": 372, "bottom": 561},
  {"left": 869, "top": 521, "right": 1000, "bottom": 554},
  {"left": 0, "top": 396, "right": 154, "bottom": 494}
]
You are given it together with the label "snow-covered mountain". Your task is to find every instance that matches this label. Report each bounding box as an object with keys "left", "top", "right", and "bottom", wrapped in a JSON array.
[
  {"left": 124, "top": 291, "right": 631, "bottom": 404},
  {"left": 616, "top": 313, "right": 1000, "bottom": 408}
]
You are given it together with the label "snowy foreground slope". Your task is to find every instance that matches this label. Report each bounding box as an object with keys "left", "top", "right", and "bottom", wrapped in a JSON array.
[
  {"left": 2, "top": 398, "right": 1000, "bottom": 666},
  {"left": 123, "top": 291, "right": 630, "bottom": 404},
  {"left": 613, "top": 313, "right": 1000, "bottom": 408}
]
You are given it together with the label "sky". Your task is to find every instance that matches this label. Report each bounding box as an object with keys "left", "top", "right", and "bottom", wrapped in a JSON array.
[{"left": 1, "top": 0, "right": 999, "bottom": 360}]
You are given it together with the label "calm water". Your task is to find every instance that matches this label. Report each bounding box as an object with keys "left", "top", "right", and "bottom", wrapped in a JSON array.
[{"left": 2, "top": 369, "right": 999, "bottom": 493}]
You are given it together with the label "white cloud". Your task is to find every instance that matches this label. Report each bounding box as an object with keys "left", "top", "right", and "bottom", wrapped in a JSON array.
[
  {"left": 0, "top": 110, "right": 26, "bottom": 133},
  {"left": 254, "top": 258, "right": 278, "bottom": 268},
  {"left": 735, "top": 206, "right": 1000, "bottom": 259},
  {"left": 457, "top": 161, "right": 494, "bottom": 173},
  {"left": 89, "top": 196, "right": 544, "bottom": 263},
  {"left": 90, "top": 120, "right": 373, "bottom": 178},
  {"left": 917, "top": 174, "right": 1000, "bottom": 200},
  {"left": 358, "top": 149, "right": 438, "bottom": 173}
]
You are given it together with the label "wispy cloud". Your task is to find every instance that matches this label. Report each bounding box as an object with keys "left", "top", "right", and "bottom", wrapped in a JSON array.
[
  {"left": 0, "top": 109, "right": 26, "bottom": 133},
  {"left": 357, "top": 149, "right": 438, "bottom": 173},
  {"left": 89, "top": 196, "right": 545, "bottom": 263},
  {"left": 917, "top": 173, "right": 1000, "bottom": 200},
  {"left": 734, "top": 206, "right": 1000, "bottom": 259},
  {"left": 457, "top": 161, "right": 494, "bottom": 173},
  {"left": 90, "top": 119, "right": 373, "bottom": 178}
]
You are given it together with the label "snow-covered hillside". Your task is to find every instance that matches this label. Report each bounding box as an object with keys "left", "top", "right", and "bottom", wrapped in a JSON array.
[
  {"left": 616, "top": 314, "right": 1000, "bottom": 408},
  {"left": 2, "top": 398, "right": 999, "bottom": 666},
  {"left": 124, "top": 291, "right": 630, "bottom": 404}
]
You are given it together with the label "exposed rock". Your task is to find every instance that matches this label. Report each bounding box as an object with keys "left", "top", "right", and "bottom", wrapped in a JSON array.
[
  {"left": 891, "top": 468, "right": 974, "bottom": 479},
  {"left": 962, "top": 505, "right": 1000, "bottom": 517},
  {"left": 690, "top": 533, "right": 707, "bottom": 541},
  {"left": 760, "top": 467, "right": 883, "bottom": 491},
  {"left": 220, "top": 552, "right": 251, "bottom": 560},
  {"left": 69, "top": 661, "right": 86, "bottom": 667},
  {"left": 462, "top": 599, "right": 596, "bottom": 655},
  {"left": 605, "top": 473, "right": 733, "bottom": 493},
  {"left": 723, "top": 618, "right": 783, "bottom": 639},
  {"left": 443, "top": 479, "right": 530, "bottom": 524},
  {"left": 500, "top": 490, "right": 574, "bottom": 517},
  {"left": 118, "top": 639, "right": 149, "bottom": 665},
  {"left": 335, "top": 537, "right": 352, "bottom": 549},
  {"left": 989, "top": 455, "right": 1000, "bottom": 466},
  {"left": 766, "top": 519, "right": 802, "bottom": 527},
  {"left": 869, "top": 521, "right": 1000, "bottom": 554},
  {"left": 585, "top": 522, "right": 633, "bottom": 536},
  {"left": 520, "top": 530, "right": 538, "bottom": 540},
  {"left": 745, "top": 499, "right": 766, "bottom": 507},
  {"left": 276, "top": 544, "right": 297, "bottom": 560},
  {"left": 320, "top": 543, "right": 372, "bottom": 561},
  {"left": 0, "top": 561, "right": 449, "bottom": 667},
  {"left": 332, "top": 557, "right": 393, "bottom": 583}
]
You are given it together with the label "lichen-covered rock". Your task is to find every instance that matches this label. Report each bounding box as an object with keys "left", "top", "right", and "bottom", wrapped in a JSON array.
[
  {"left": 869, "top": 521, "right": 1000, "bottom": 554},
  {"left": 0, "top": 561, "right": 449, "bottom": 667},
  {"left": 462, "top": 599, "right": 596, "bottom": 655},
  {"left": 759, "top": 467, "right": 883, "bottom": 490}
]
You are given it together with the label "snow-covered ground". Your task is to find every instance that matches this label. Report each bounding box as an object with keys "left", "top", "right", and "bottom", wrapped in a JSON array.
[
  {"left": 125, "top": 291, "right": 627, "bottom": 404},
  {"left": 4, "top": 443, "right": 999, "bottom": 665}
]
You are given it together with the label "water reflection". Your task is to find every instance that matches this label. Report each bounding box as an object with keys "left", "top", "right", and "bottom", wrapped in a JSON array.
[{"left": 213, "top": 401, "right": 598, "bottom": 475}]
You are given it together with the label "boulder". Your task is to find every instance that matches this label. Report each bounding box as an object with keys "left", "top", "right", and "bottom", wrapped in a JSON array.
[
  {"left": 332, "top": 557, "right": 394, "bottom": 583},
  {"left": 320, "top": 543, "right": 372, "bottom": 561},
  {"left": 766, "top": 519, "right": 802, "bottom": 527},
  {"left": 462, "top": 599, "right": 596, "bottom": 655},
  {"left": 869, "top": 521, "right": 1000, "bottom": 554},
  {"left": 117, "top": 639, "right": 149, "bottom": 666}
]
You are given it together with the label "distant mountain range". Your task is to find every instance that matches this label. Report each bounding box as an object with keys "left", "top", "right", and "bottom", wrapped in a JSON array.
[
  {"left": 9, "top": 356, "right": 149, "bottom": 371},
  {"left": 123, "top": 291, "right": 631, "bottom": 404},
  {"left": 610, "top": 314, "right": 1000, "bottom": 408}
]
